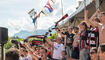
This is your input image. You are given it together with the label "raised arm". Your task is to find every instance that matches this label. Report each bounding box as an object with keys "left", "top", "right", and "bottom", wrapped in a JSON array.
[
  {"left": 90, "top": 10, "right": 100, "bottom": 21},
  {"left": 89, "top": 10, "right": 100, "bottom": 26},
  {"left": 84, "top": 10, "right": 91, "bottom": 27},
  {"left": 18, "top": 44, "right": 24, "bottom": 56},
  {"left": 23, "top": 43, "right": 39, "bottom": 60},
  {"left": 46, "top": 38, "right": 54, "bottom": 47}
]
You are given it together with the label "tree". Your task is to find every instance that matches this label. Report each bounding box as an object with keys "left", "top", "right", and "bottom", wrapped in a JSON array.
[
  {"left": 4, "top": 37, "right": 24, "bottom": 49},
  {"left": 49, "top": 32, "right": 58, "bottom": 40}
]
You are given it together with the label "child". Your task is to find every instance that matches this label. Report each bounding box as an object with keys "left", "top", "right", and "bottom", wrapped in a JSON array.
[{"left": 62, "top": 51, "right": 67, "bottom": 60}]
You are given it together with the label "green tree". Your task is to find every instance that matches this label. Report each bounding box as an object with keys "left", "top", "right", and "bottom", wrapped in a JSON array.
[
  {"left": 49, "top": 32, "right": 58, "bottom": 40},
  {"left": 4, "top": 37, "right": 24, "bottom": 49}
]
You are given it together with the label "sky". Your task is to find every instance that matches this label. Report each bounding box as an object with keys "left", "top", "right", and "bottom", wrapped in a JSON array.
[{"left": 0, "top": 0, "right": 83, "bottom": 36}]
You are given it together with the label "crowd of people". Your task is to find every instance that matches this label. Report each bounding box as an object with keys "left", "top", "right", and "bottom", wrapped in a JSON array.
[{"left": 4, "top": 9, "right": 105, "bottom": 60}]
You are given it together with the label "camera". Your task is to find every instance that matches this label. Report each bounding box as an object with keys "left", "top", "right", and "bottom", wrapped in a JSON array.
[
  {"left": 49, "top": 30, "right": 52, "bottom": 32},
  {"left": 11, "top": 40, "right": 25, "bottom": 49},
  {"left": 52, "top": 27, "right": 58, "bottom": 30},
  {"left": 11, "top": 40, "right": 18, "bottom": 45},
  {"left": 24, "top": 39, "right": 28, "bottom": 43},
  {"left": 11, "top": 40, "right": 19, "bottom": 48}
]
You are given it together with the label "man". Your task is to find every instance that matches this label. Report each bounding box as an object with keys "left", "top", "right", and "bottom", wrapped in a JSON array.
[
  {"left": 99, "top": 12, "right": 105, "bottom": 44},
  {"left": 20, "top": 48, "right": 32, "bottom": 60},
  {"left": 90, "top": 47, "right": 98, "bottom": 60},
  {"left": 73, "top": 27, "right": 80, "bottom": 42},
  {"left": 64, "top": 27, "right": 75, "bottom": 58},
  {"left": 39, "top": 48, "right": 47, "bottom": 60},
  {"left": 46, "top": 37, "right": 65, "bottom": 60},
  {"left": 21, "top": 43, "right": 39, "bottom": 60},
  {"left": 98, "top": 44, "right": 105, "bottom": 60},
  {"left": 86, "top": 10, "right": 105, "bottom": 44},
  {"left": 6, "top": 48, "right": 19, "bottom": 60},
  {"left": 85, "top": 10, "right": 99, "bottom": 48}
]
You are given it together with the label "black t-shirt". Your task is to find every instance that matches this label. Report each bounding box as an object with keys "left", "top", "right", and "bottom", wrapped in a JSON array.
[{"left": 65, "top": 32, "right": 75, "bottom": 47}]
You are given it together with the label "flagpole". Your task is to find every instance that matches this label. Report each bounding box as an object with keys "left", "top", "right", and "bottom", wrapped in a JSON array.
[
  {"left": 61, "top": 0, "right": 64, "bottom": 17},
  {"left": 33, "top": 18, "right": 37, "bottom": 35},
  {"left": 33, "top": 17, "right": 37, "bottom": 35},
  {"left": 28, "top": 9, "right": 38, "bottom": 35},
  {"left": 61, "top": 0, "right": 65, "bottom": 26},
  {"left": 35, "top": 20, "right": 37, "bottom": 35}
]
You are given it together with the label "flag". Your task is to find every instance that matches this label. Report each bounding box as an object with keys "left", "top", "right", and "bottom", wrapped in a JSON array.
[
  {"left": 28, "top": 9, "right": 36, "bottom": 19},
  {"left": 37, "top": 12, "right": 41, "bottom": 18},
  {"left": 45, "top": 6, "right": 52, "bottom": 13},
  {"left": 59, "top": 14, "right": 68, "bottom": 22},
  {"left": 47, "top": 1, "right": 53, "bottom": 11},
  {"left": 51, "top": 0, "right": 55, "bottom": 3},
  {"left": 41, "top": 10, "right": 47, "bottom": 16},
  {"left": 33, "top": 16, "right": 37, "bottom": 23}
]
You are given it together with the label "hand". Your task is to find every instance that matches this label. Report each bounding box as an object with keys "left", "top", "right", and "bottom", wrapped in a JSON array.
[
  {"left": 96, "top": 10, "right": 100, "bottom": 14},
  {"left": 22, "top": 43, "right": 28, "bottom": 48}
]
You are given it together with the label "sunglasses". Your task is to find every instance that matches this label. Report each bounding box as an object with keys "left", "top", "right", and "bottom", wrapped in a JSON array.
[
  {"left": 90, "top": 52, "right": 96, "bottom": 54},
  {"left": 101, "top": 12, "right": 105, "bottom": 15}
]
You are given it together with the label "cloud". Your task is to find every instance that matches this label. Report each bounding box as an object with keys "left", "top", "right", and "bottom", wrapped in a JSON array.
[
  {"left": 37, "top": 16, "right": 59, "bottom": 30},
  {"left": 7, "top": 17, "right": 34, "bottom": 36},
  {"left": 7, "top": 15, "right": 59, "bottom": 36},
  {"left": 77, "top": 0, "right": 83, "bottom": 1},
  {"left": 0, "top": 0, "right": 80, "bottom": 37}
]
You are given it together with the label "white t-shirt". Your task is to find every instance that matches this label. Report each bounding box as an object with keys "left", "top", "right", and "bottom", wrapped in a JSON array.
[
  {"left": 20, "top": 57, "right": 24, "bottom": 60},
  {"left": 52, "top": 42, "right": 65, "bottom": 59},
  {"left": 20, "top": 54, "right": 32, "bottom": 60}
]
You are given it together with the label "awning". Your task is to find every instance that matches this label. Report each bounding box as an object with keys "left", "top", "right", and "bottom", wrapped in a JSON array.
[{"left": 61, "top": 0, "right": 96, "bottom": 27}]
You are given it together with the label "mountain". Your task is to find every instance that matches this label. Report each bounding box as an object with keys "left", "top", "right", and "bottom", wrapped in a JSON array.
[
  {"left": 13, "top": 25, "right": 56, "bottom": 39},
  {"left": 13, "top": 30, "right": 48, "bottom": 39}
]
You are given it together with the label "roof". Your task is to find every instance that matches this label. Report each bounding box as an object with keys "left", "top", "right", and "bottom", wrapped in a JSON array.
[
  {"left": 61, "top": 0, "right": 94, "bottom": 27},
  {"left": 69, "top": 0, "right": 93, "bottom": 19}
]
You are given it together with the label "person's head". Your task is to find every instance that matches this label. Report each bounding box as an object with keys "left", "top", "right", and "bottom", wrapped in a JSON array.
[
  {"left": 29, "top": 41, "right": 32, "bottom": 45},
  {"left": 94, "top": 17, "right": 100, "bottom": 23},
  {"left": 74, "top": 27, "right": 79, "bottom": 34},
  {"left": 56, "top": 37, "right": 62, "bottom": 44},
  {"left": 98, "top": 44, "right": 105, "bottom": 60},
  {"left": 90, "top": 47, "right": 98, "bottom": 60},
  {"left": 32, "top": 46, "right": 36, "bottom": 51},
  {"left": 40, "top": 48, "right": 47, "bottom": 56},
  {"left": 68, "top": 27, "right": 73, "bottom": 34},
  {"left": 62, "top": 51, "right": 67, "bottom": 58},
  {"left": 6, "top": 48, "right": 19, "bottom": 60},
  {"left": 61, "top": 28, "right": 66, "bottom": 33},
  {"left": 100, "top": 12, "right": 105, "bottom": 23},
  {"left": 52, "top": 39, "right": 56, "bottom": 42},
  {"left": 80, "top": 22, "right": 87, "bottom": 31},
  {"left": 22, "top": 49, "right": 28, "bottom": 57}
]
